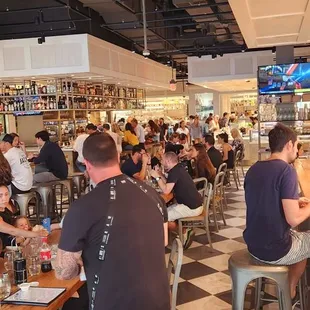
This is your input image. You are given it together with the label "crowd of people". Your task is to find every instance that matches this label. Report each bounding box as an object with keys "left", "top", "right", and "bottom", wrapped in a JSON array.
[{"left": 0, "top": 113, "right": 247, "bottom": 309}]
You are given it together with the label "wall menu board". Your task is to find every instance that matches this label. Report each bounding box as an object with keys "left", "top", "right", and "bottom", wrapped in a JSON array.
[{"left": 258, "top": 63, "right": 310, "bottom": 95}]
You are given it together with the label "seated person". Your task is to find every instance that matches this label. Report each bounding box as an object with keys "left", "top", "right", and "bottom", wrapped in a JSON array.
[
  {"left": 1, "top": 134, "right": 33, "bottom": 195},
  {"left": 121, "top": 145, "right": 149, "bottom": 180},
  {"left": 123, "top": 123, "right": 139, "bottom": 150},
  {"left": 151, "top": 152, "right": 203, "bottom": 249},
  {"left": 204, "top": 134, "right": 223, "bottom": 171},
  {"left": 29, "top": 131, "right": 68, "bottom": 184},
  {"left": 190, "top": 143, "right": 216, "bottom": 184},
  {"left": 13, "top": 216, "right": 32, "bottom": 247},
  {"left": 218, "top": 133, "right": 234, "bottom": 169},
  {"left": 0, "top": 185, "right": 47, "bottom": 250},
  {"left": 165, "top": 133, "right": 183, "bottom": 155},
  {"left": 244, "top": 124, "right": 310, "bottom": 300}
]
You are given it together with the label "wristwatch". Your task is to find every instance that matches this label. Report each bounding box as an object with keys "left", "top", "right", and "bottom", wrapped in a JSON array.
[{"left": 155, "top": 177, "right": 161, "bottom": 182}]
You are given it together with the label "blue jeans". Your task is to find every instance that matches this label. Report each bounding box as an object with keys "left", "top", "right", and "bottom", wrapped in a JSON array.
[{"left": 76, "top": 160, "right": 86, "bottom": 173}]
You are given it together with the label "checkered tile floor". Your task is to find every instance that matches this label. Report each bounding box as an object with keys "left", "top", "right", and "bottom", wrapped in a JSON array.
[{"left": 166, "top": 173, "right": 306, "bottom": 310}]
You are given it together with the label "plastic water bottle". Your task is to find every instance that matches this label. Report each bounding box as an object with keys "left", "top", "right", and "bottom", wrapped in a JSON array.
[{"left": 40, "top": 237, "right": 52, "bottom": 273}]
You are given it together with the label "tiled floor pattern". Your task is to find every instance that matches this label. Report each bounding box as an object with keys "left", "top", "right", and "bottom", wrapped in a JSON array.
[{"left": 166, "top": 174, "right": 305, "bottom": 310}]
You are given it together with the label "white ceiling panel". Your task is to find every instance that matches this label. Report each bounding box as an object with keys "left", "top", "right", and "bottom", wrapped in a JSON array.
[{"left": 229, "top": 0, "right": 310, "bottom": 48}]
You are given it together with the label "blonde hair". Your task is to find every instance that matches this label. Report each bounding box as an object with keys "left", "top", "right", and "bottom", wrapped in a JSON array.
[
  {"left": 231, "top": 128, "right": 243, "bottom": 140},
  {"left": 13, "top": 216, "right": 32, "bottom": 231}
]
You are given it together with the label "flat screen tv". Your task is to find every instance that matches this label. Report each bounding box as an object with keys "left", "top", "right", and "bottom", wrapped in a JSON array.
[{"left": 258, "top": 63, "right": 310, "bottom": 95}]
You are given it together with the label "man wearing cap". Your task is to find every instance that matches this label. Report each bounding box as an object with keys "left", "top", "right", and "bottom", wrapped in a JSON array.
[
  {"left": 73, "top": 124, "right": 97, "bottom": 172},
  {"left": 1, "top": 134, "right": 33, "bottom": 194}
]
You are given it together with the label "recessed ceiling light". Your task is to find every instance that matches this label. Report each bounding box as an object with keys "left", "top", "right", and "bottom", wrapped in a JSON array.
[
  {"left": 32, "top": 76, "right": 35, "bottom": 79},
  {"left": 88, "top": 77, "right": 92, "bottom": 80},
  {"left": 117, "top": 82, "right": 120, "bottom": 85},
  {"left": 103, "top": 80, "right": 106, "bottom": 82}
]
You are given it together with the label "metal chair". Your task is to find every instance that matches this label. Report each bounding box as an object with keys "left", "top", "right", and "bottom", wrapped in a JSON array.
[
  {"left": 218, "top": 163, "right": 228, "bottom": 209},
  {"left": 178, "top": 178, "right": 213, "bottom": 249},
  {"left": 53, "top": 179, "right": 74, "bottom": 218},
  {"left": 210, "top": 171, "right": 227, "bottom": 232},
  {"left": 227, "top": 150, "right": 241, "bottom": 190},
  {"left": 236, "top": 150, "right": 245, "bottom": 177},
  {"left": 229, "top": 249, "right": 307, "bottom": 310},
  {"left": 167, "top": 238, "right": 183, "bottom": 310},
  {"left": 11, "top": 192, "right": 40, "bottom": 223}
]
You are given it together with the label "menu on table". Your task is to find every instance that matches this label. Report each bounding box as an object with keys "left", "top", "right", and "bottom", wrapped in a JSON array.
[{"left": 3, "top": 287, "right": 66, "bottom": 306}]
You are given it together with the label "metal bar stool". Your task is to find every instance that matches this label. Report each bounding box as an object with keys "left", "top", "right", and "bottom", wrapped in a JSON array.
[
  {"left": 31, "top": 184, "right": 54, "bottom": 219},
  {"left": 11, "top": 192, "right": 39, "bottom": 222},
  {"left": 69, "top": 173, "right": 86, "bottom": 199},
  {"left": 229, "top": 249, "right": 307, "bottom": 310}
]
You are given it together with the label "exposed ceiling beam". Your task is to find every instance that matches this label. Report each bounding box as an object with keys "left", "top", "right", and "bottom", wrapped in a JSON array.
[
  {"left": 0, "top": 5, "right": 64, "bottom": 14},
  {"left": 135, "top": 2, "right": 230, "bottom": 15},
  {"left": 102, "top": 11, "right": 234, "bottom": 27},
  {"left": 133, "top": 32, "right": 242, "bottom": 44},
  {"left": 109, "top": 19, "right": 237, "bottom": 31}
]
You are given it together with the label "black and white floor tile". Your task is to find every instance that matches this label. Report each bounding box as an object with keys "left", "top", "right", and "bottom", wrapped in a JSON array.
[{"left": 167, "top": 174, "right": 306, "bottom": 310}]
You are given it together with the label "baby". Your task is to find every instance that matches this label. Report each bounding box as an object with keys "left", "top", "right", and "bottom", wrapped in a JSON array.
[{"left": 13, "top": 216, "right": 32, "bottom": 247}]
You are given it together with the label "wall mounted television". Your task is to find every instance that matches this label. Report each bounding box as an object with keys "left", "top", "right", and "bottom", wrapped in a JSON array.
[{"left": 258, "top": 63, "right": 310, "bottom": 95}]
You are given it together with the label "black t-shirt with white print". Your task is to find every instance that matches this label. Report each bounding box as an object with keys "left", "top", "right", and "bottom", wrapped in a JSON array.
[{"left": 59, "top": 174, "right": 170, "bottom": 310}]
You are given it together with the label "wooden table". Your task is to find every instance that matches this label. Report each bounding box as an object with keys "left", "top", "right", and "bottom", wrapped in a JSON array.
[
  {"left": 1, "top": 230, "right": 83, "bottom": 310},
  {"left": 1, "top": 271, "right": 83, "bottom": 310}
]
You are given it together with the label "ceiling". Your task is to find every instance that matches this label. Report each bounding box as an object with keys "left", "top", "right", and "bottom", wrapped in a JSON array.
[
  {"left": 229, "top": 0, "right": 310, "bottom": 48},
  {"left": 201, "top": 78, "right": 257, "bottom": 92},
  {"left": 0, "top": 0, "right": 245, "bottom": 81}
]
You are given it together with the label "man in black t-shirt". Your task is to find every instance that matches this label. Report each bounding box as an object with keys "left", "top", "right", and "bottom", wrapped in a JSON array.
[
  {"left": 151, "top": 152, "right": 202, "bottom": 249},
  {"left": 121, "top": 145, "right": 149, "bottom": 180},
  {"left": 56, "top": 133, "right": 170, "bottom": 310},
  {"left": 204, "top": 134, "right": 223, "bottom": 171}
]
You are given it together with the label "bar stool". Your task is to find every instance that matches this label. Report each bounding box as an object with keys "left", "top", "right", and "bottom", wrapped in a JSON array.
[
  {"left": 11, "top": 192, "right": 39, "bottom": 220},
  {"left": 69, "top": 173, "right": 86, "bottom": 199},
  {"left": 31, "top": 184, "right": 54, "bottom": 219},
  {"left": 229, "top": 249, "right": 306, "bottom": 310},
  {"left": 53, "top": 179, "right": 74, "bottom": 218}
]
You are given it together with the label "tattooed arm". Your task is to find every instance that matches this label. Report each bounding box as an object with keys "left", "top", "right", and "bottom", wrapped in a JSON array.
[{"left": 55, "top": 249, "right": 83, "bottom": 280}]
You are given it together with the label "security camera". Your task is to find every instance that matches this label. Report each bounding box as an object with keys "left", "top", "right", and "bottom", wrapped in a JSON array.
[{"left": 143, "top": 49, "right": 150, "bottom": 56}]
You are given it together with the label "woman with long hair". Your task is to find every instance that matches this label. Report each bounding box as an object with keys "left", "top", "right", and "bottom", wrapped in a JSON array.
[
  {"left": 123, "top": 123, "right": 139, "bottom": 150},
  {"left": 0, "top": 152, "right": 12, "bottom": 188},
  {"left": 147, "top": 120, "right": 160, "bottom": 142},
  {"left": 231, "top": 128, "right": 245, "bottom": 160},
  {"left": 191, "top": 143, "right": 216, "bottom": 184},
  {"left": 218, "top": 132, "right": 234, "bottom": 169}
]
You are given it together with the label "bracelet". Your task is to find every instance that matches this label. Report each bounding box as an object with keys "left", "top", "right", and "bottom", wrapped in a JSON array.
[{"left": 155, "top": 177, "right": 161, "bottom": 181}]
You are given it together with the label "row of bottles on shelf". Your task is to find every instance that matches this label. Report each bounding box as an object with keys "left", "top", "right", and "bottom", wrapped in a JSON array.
[
  {"left": 62, "top": 82, "right": 138, "bottom": 98},
  {"left": 0, "top": 81, "right": 56, "bottom": 96},
  {"left": 0, "top": 97, "right": 145, "bottom": 112},
  {"left": 260, "top": 103, "right": 310, "bottom": 122},
  {"left": 0, "top": 97, "right": 68, "bottom": 111}
]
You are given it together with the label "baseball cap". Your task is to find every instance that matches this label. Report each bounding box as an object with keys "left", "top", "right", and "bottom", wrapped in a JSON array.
[{"left": 2, "top": 134, "right": 14, "bottom": 145}]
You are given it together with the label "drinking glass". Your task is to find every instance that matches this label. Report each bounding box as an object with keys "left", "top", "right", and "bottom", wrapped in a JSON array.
[
  {"left": 28, "top": 257, "right": 41, "bottom": 276},
  {"left": 4, "top": 252, "right": 14, "bottom": 272},
  {"left": 0, "top": 276, "right": 9, "bottom": 299}
]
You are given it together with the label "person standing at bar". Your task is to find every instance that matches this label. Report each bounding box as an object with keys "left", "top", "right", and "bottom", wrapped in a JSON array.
[
  {"left": 131, "top": 118, "right": 145, "bottom": 149},
  {"left": 244, "top": 123, "right": 310, "bottom": 300},
  {"left": 55, "top": 133, "right": 170, "bottom": 310}
]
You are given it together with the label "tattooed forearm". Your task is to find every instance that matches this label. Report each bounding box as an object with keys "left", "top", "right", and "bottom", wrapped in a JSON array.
[{"left": 55, "top": 249, "right": 82, "bottom": 280}]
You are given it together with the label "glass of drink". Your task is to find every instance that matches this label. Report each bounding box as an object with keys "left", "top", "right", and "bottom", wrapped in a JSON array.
[
  {"left": 0, "top": 276, "right": 7, "bottom": 299},
  {"left": 4, "top": 252, "right": 14, "bottom": 272},
  {"left": 28, "top": 257, "right": 41, "bottom": 276}
]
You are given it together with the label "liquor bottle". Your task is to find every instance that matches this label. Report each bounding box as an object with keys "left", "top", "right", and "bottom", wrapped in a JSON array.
[{"left": 304, "top": 104, "right": 308, "bottom": 121}]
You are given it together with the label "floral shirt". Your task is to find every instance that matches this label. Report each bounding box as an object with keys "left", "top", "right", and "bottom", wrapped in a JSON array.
[{"left": 231, "top": 139, "right": 245, "bottom": 160}]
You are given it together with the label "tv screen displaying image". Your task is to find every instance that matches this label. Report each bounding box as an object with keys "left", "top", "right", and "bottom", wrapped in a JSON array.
[{"left": 258, "top": 63, "right": 310, "bottom": 95}]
